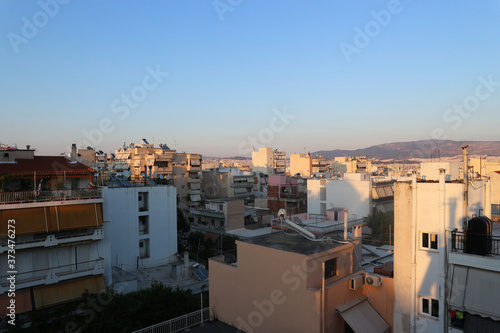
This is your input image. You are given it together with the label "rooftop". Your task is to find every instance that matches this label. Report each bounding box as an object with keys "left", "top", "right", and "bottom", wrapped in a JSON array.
[
  {"left": 240, "top": 231, "right": 348, "bottom": 256},
  {"left": 0, "top": 156, "right": 95, "bottom": 176}
]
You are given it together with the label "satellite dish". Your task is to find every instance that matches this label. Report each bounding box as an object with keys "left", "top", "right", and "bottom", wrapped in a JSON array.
[
  {"left": 166, "top": 175, "right": 170, "bottom": 180},
  {"left": 123, "top": 170, "right": 131, "bottom": 177},
  {"left": 153, "top": 172, "right": 158, "bottom": 178},
  {"left": 160, "top": 175, "right": 164, "bottom": 179}
]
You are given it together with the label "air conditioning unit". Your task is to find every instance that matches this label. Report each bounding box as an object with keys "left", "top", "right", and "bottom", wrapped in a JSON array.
[
  {"left": 365, "top": 274, "right": 382, "bottom": 287},
  {"left": 349, "top": 275, "right": 364, "bottom": 290}
]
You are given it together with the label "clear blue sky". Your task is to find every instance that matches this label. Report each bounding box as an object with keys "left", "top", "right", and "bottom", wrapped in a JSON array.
[{"left": 1, "top": 0, "right": 499, "bottom": 157}]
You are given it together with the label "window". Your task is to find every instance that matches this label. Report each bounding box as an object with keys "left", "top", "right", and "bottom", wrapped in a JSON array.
[
  {"left": 139, "top": 216, "right": 149, "bottom": 235},
  {"left": 138, "top": 192, "right": 149, "bottom": 211},
  {"left": 421, "top": 297, "right": 439, "bottom": 318},
  {"left": 421, "top": 232, "right": 438, "bottom": 250},
  {"left": 324, "top": 258, "right": 337, "bottom": 279},
  {"left": 139, "top": 239, "right": 150, "bottom": 259}
]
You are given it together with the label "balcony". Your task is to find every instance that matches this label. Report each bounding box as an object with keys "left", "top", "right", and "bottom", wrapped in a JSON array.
[
  {"left": 0, "top": 188, "right": 102, "bottom": 205},
  {"left": 0, "top": 257, "right": 104, "bottom": 293},
  {"left": 451, "top": 230, "right": 500, "bottom": 256},
  {"left": 0, "top": 228, "right": 103, "bottom": 253}
]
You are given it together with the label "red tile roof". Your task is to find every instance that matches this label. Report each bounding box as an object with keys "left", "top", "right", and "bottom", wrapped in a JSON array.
[{"left": 0, "top": 156, "right": 95, "bottom": 177}]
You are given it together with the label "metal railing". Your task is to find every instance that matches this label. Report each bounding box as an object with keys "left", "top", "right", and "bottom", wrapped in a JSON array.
[
  {"left": 0, "top": 188, "right": 102, "bottom": 204},
  {"left": 0, "top": 227, "right": 99, "bottom": 246},
  {"left": 0, "top": 258, "right": 104, "bottom": 288},
  {"left": 451, "top": 230, "right": 500, "bottom": 256},
  {"left": 132, "top": 307, "right": 212, "bottom": 333}
]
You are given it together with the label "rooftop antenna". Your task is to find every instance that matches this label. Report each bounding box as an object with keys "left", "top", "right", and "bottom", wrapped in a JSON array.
[{"left": 174, "top": 139, "right": 178, "bottom": 151}]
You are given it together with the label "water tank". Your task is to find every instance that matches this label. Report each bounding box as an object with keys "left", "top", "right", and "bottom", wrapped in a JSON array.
[{"left": 465, "top": 216, "right": 492, "bottom": 256}]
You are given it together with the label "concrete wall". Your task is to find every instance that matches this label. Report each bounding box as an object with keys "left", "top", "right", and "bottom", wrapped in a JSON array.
[
  {"left": 210, "top": 241, "right": 321, "bottom": 333},
  {"left": 308, "top": 173, "right": 371, "bottom": 219},
  {"left": 103, "top": 185, "right": 177, "bottom": 271}
]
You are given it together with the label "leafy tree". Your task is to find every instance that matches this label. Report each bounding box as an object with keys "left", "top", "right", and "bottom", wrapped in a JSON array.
[{"left": 367, "top": 210, "right": 394, "bottom": 243}]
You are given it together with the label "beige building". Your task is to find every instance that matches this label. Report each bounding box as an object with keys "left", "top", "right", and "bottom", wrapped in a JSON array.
[
  {"left": 210, "top": 231, "right": 393, "bottom": 332},
  {"left": 335, "top": 156, "right": 372, "bottom": 174},
  {"left": 202, "top": 168, "right": 255, "bottom": 200},
  {"left": 290, "top": 153, "right": 312, "bottom": 177},
  {"left": 420, "top": 162, "right": 459, "bottom": 181},
  {"left": 470, "top": 157, "right": 500, "bottom": 177},
  {"left": 190, "top": 198, "right": 244, "bottom": 233},
  {"left": 252, "top": 147, "right": 286, "bottom": 175},
  {"left": 112, "top": 139, "right": 202, "bottom": 207}
]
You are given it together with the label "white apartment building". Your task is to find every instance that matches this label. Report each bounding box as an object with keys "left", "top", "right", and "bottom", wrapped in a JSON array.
[
  {"left": 394, "top": 170, "right": 499, "bottom": 332},
  {"left": 102, "top": 184, "right": 177, "bottom": 273},
  {"left": 307, "top": 173, "right": 372, "bottom": 220}
]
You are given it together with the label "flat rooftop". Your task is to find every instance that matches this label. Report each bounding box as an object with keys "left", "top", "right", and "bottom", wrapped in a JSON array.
[{"left": 239, "top": 231, "right": 348, "bottom": 256}]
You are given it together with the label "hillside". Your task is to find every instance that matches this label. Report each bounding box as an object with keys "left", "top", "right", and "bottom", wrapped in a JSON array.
[{"left": 313, "top": 140, "right": 500, "bottom": 160}]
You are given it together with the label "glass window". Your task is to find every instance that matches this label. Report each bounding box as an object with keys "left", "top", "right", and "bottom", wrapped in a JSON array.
[{"left": 324, "top": 258, "right": 337, "bottom": 279}]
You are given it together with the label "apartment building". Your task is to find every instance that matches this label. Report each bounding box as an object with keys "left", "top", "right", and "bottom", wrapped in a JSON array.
[
  {"left": 112, "top": 139, "right": 202, "bottom": 207},
  {"left": 267, "top": 174, "right": 307, "bottom": 216},
  {"left": 308, "top": 173, "right": 372, "bottom": 220},
  {"left": 290, "top": 153, "right": 312, "bottom": 178},
  {"left": 420, "top": 162, "right": 459, "bottom": 181},
  {"left": 190, "top": 198, "right": 244, "bottom": 234},
  {"left": 0, "top": 148, "right": 109, "bottom": 315},
  {"left": 470, "top": 157, "right": 500, "bottom": 177},
  {"left": 201, "top": 168, "right": 255, "bottom": 200},
  {"left": 209, "top": 228, "right": 393, "bottom": 332},
  {"left": 102, "top": 182, "right": 177, "bottom": 292},
  {"left": 394, "top": 169, "right": 499, "bottom": 332},
  {"left": 252, "top": 147, "right": 286, "bottom": 175},
  {"left": 335, "top": 156, "right": 372, "bottom": 174}
]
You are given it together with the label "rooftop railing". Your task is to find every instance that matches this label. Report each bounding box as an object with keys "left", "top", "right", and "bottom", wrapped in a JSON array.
[
  {"left": 451, "top": 230, "right": 500, "bottom": 256},
  {"left": 0, "top": 188, "right": 102, "bottom": 204}
]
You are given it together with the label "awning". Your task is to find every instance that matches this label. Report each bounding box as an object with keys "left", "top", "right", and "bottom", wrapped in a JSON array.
[
  {"left": 449, "top": 265, "right": 500, "bottom": 320},
  {"left": 336, "top": 296, "right": 390, "bottom": 333}
]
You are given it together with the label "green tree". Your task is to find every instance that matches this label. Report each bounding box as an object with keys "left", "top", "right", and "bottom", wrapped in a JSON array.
[{"left": 367, "top": 210, "right": 394, "bottom": 244}]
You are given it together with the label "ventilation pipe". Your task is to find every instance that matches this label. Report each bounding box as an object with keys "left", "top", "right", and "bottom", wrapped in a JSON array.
[
  {"left": 439, "top": 169, "right": 447, "bottom": 330},
  {"left": 410, "top": 171, "right": 417, "bottom": 333},
  {"left": 344, "top": 208, "right": 349, "bottom": 240},
  {"left": 485, "top": 178, "right": 491, "bottom": 218},
  {"left": 462, "top": 145, "right": 469, "bottom": 227}
]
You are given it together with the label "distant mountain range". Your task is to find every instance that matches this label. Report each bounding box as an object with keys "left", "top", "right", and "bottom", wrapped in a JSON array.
[{"left": 312, "top": 140, "right": 500, "bottom": 160}]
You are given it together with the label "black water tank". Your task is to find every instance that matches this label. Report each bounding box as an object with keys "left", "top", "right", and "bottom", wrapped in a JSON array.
[{"left": 465, "top": 216, "right": 492, "bottom": 256}]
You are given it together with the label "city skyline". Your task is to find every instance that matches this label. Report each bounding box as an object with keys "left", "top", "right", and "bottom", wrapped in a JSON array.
[{"left": 1, "top": 1, "right": 500, "bottom": 157}]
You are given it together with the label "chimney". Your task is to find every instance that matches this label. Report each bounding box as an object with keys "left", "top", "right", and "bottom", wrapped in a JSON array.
[
  {"left": 26, "top": 145, "right": 30, "bottom": 150},
  {"left": 71, "top": 143, "right": 77, "bottom": 161},
  {"left": 77, "top": 154, "right": 82, "bottom": 163}
]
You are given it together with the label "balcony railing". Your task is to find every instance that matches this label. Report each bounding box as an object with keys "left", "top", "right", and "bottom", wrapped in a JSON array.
[
  {"left": 451, "top": 230, "right": 500, "bottom": 256},
  {"left": 0, "top": 257, "right": 104, "bottom": 292},
  {"left": 132, "top": 307, "right": 213, "bottom": 333},
  {"left": 0, "top": 188, "right": 102, "bottom": 205}
]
